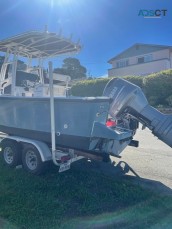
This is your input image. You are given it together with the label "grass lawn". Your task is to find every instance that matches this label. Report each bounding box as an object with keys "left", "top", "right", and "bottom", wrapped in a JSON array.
[{"left": 0, "top": 157, "right": 172, "bottom": 229}]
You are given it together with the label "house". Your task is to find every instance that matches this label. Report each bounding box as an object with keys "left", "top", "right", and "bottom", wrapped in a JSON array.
[{"left": 108, "top": 43, "right": 172, "bottom": 77}]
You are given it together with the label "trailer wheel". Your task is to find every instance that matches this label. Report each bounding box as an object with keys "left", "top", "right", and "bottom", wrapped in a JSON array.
[
  {"left": 22, "top": 145, "right": 47, "bottom": 175},
  {"left": 1, "top": 140, "right": 21, "bottom": 168}
]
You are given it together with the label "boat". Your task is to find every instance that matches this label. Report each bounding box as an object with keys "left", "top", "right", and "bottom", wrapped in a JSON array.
[
  {"left": 0, "top": 29, "right": 134, "bottom": 158},
  {"left": 0, "top": 29, "right": 171, "bottom": 175}
]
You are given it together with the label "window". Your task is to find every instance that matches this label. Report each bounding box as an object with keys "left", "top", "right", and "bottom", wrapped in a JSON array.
[
  {"left": 116, "top": 59, "right": 129, "bottom": 68},
  {"left": 138, "top": 57, "right": 144, "bottom": 63},
  {"left": 144, "top": 54, "right": 152, "bottom": 62},
  {"left": 138, "top": 54, "right": 152, "bottom": 64}
]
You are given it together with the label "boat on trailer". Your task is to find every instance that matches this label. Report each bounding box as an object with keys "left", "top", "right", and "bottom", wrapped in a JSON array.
[
  {"left": 0, "top": 29, "right": 171, "bottom": 175},
  {"left": 0, "top": 29, "right": 131, "bottom": 154},
  {"left": 0, "top": 29, "right": 135, "bottom": 174}
]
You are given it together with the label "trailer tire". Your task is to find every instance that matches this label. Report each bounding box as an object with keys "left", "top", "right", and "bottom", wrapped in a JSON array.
[
  {"left": 22, "top": 145, "right": 47, "bottom": 175},
  {"left": 1, "top": 140, "right": 21, "bottom": 168}
]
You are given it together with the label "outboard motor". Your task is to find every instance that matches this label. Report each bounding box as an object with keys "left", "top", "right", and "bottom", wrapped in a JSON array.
[{"left": 103, "top": 78, "right": 172, "bottom": 148}]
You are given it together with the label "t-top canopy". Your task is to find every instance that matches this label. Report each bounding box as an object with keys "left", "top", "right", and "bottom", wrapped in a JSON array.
[{"left": 0, "top": 30, "right": 81, "bottom": 58}]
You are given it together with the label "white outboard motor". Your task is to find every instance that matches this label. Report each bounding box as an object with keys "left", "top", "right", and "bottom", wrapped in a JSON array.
[{"left": 103, "top": 78, "right": 172, "bottom": 148}]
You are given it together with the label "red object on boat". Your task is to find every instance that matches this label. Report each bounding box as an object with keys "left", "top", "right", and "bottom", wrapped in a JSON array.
[{"left": 106, "top": 119, "right": 116, "bottom": 127}]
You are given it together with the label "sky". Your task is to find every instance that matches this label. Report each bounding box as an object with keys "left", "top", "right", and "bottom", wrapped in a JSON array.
[{"left": 0, "top": 0, "right": 172, "bottom": 77}]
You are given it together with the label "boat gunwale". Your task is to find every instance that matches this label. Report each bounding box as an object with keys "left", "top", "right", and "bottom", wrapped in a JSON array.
[{"left": 0, "top": 96, "right": 110, "bottom": 103}]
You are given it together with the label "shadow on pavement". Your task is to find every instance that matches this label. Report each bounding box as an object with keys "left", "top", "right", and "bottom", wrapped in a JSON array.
[{"left": 72, "top": 158, "right": 172, "bottom": 196}]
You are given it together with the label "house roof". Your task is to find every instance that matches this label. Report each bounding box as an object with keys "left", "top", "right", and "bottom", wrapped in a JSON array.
[{"left": 108, "top": 43, "right": 172, "bottom": 63}]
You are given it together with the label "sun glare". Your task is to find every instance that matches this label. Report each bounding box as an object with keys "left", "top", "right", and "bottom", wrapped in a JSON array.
[
  {"left": 59, "top": 0, "right": 72, "bottom": 3},
  {"left": 50, "top": 0, "right": 73, "bottom": 7}
]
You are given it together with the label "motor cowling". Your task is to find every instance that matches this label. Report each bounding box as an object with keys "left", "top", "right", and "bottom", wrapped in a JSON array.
[{"left": 103, "top": 78, "right": 172, "bottom": 148}]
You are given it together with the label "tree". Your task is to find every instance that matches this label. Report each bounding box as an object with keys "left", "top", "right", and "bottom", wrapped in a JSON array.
[
  {"left": 54, "top": 57, "right": 87, "bottom": 80},
  {"left": 53, "top": 67, "right": 67, "bottom": 75}
]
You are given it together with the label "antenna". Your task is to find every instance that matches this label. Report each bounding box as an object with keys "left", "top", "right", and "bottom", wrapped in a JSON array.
[
  {"left": 77, "top": 38, "right": 80, "bottom": 45},
  {"left": 58, "top": 28, "right": 63, "bottom": 37},
  {"left": 69, "top": 34, "right": 73, "bottom": 41},
  {"left": 44, "top": 25, "right": 48, "bottom": 33}
]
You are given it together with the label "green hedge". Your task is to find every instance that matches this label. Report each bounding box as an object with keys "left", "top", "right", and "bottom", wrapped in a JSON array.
[
  {"left": 71, "top": 78, "right": 109, "bottom": 97},
  {"left": 71, "top": 76, "right": 143, "bottom": 97},
  {"left": 143, "top": 69, "right": 172, "bottom": 106},
  {"left": 71, "top": 70, "right": 172, "bottom": 107}
]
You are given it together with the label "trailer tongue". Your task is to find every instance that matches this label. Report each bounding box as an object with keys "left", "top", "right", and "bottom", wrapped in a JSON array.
[{"left": 103, "top": 78, "right": 172, "bottom": 148}]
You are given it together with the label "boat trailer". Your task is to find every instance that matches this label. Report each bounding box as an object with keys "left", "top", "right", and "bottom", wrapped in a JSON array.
[
  {"left": 0, "top": 29, "right": 171, "bottom": 175},
  {"left": 0, "top": 74, "right": 171, "bottom": 175}
]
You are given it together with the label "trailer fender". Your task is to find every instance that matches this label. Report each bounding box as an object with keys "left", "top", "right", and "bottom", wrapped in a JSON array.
[{"left": 0, "top": 136, "right": 52, "bottom": 162}]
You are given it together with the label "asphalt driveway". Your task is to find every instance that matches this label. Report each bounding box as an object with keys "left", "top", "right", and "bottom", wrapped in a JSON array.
[{"left": 112, "top": 127, "right": 172, "bottom": 194}]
